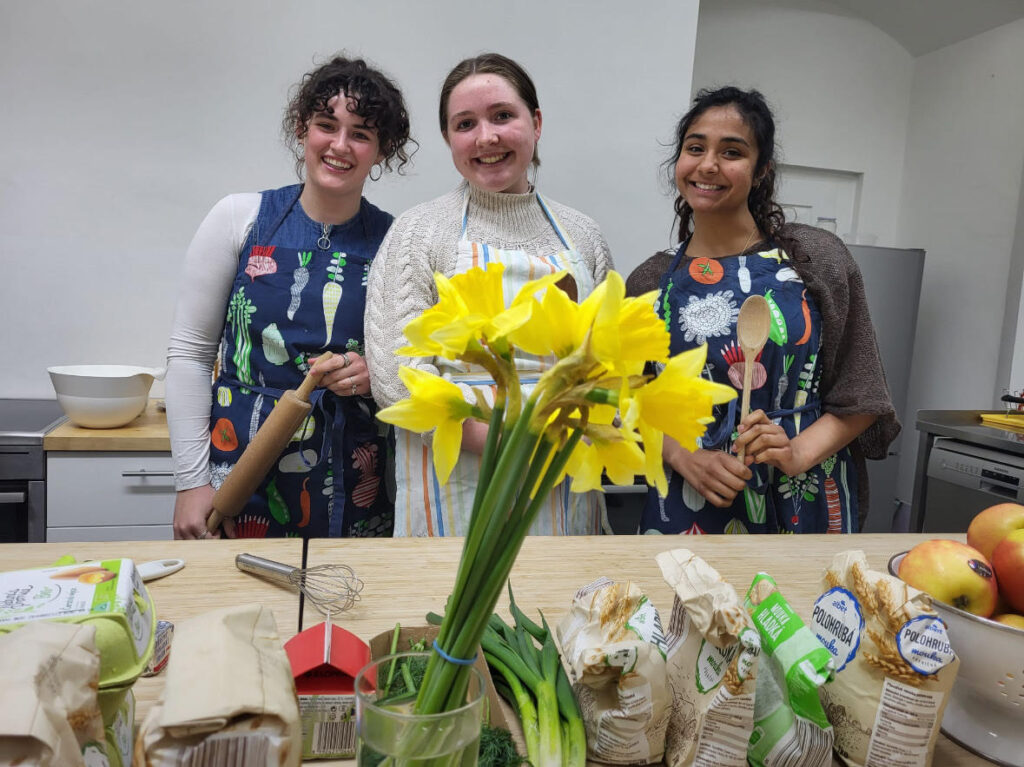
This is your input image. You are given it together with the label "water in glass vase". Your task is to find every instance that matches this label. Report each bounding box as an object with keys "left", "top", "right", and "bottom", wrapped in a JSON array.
[{"left": 355, "top": 652, "right": 485, "bottom": 767}]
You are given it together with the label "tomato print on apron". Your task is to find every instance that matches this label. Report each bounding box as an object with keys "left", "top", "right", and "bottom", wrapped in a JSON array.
[{"left": 393, "top": 189, "right": 605, "bottom": 537}]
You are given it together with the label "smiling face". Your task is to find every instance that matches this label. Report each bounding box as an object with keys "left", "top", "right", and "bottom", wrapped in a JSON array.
[
  {"left": 674, "top": 105, "right": 760, "bottom": 223},
  {"left": 443, "top": 74, "right": 541, "bottom": 194},
  {"left": 301, "top": 93, "right": 382, "bottom": 208}
]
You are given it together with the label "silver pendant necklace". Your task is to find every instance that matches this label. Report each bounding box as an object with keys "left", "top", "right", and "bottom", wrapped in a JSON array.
[{"left": 317, "top": 222, "right": 332, "bottom": 251}]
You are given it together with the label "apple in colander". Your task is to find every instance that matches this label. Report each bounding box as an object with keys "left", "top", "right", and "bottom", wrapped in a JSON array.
[{"left": 898, "top": 539, "right": 999, "bottom": 617}]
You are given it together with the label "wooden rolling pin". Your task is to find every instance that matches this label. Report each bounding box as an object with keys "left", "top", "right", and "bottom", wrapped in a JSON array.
[{"left": 206, "top": 353, "right": 331, "bottom": 533}]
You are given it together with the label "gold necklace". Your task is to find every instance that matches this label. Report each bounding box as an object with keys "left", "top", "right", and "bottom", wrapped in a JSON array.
[{"left": 689, "top": 226, "right": 759, "bottom": 259}]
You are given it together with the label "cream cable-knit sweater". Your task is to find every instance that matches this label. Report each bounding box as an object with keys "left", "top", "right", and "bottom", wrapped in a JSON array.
[{"left": 365, "top": 183, "right": 614, "bottom": 410}]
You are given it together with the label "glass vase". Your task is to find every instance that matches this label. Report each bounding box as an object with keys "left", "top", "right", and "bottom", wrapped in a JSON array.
[{"left": 355, "top": 651, "right": 484, "bottom": 767}]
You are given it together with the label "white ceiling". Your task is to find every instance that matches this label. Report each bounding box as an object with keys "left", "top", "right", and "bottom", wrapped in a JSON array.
[{"left": 759, "top": 0, "right": 1024, "bottom": 56}]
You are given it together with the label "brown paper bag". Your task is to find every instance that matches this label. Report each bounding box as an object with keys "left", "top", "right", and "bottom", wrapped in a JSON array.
[
  {"left": 556, "top": 577, "right": 670, "bottom": 764},
  {"left": 0, "top": 621, "right": 108, "bottom": 766},
  {"left": 812, "top": 550, "right": 959, "bottom": 767},
  {"left": 136, "top": 603, "right": 301, "bottom": 767},
  {"left": 657, "top": 549, "right": 761, "bottom": 767}
]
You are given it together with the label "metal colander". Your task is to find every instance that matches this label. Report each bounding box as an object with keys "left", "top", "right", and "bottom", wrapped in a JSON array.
[{"left": 890, "top": 551, "right": 1024, "bottom": 767}]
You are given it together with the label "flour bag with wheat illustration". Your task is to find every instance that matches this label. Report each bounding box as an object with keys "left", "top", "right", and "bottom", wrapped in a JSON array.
[
  {"left": 656, "top": 549, "right": 761, "bottom": 767},
  {"left": 557, "top": 577, "right": 670, "bottom": 764},
  {"left": 812, "top": 550, "right": 959, "bottom": 767}
]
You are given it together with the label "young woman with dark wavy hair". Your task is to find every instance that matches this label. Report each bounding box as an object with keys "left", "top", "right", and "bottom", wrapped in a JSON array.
[
  {"left": 626, "top": 86, "right": 898, "bottom": 535},
  {"left": 167, "top": 55, "right": 413, "bottom": 539}
]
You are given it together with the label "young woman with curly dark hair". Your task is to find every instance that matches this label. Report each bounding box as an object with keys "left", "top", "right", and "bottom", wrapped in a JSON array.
[
  {"left": 626, "top": 86, "right": 899, "bottom": 535},
  {"left": 167, "top": 55, "right": 413, "bottom": 539}
]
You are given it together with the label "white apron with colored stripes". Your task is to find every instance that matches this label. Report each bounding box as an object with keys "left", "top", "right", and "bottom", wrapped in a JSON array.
[{"left": 394, "top": 189, "right": 605, "bottom": 537}]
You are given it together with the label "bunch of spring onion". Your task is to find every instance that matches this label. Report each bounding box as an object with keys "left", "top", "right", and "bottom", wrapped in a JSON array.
[
  {"left": 428, "top": 585, "right": 584, "bottom": 767},
  {"left": 375, "top": 266, "right": 734, "bottom": 763}
]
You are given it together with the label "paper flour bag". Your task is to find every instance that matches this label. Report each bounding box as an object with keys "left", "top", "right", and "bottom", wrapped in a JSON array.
[
  {"left": 557, "top": 577, "right": 670, "bottom": 764},
  {"left": 812, "top": 550, "right": 959, "bottom": 767},
  {"left": 136, "top": 603, "right": 301, "bottom": 767},
  {"left": 0, "top": 621, "right": 110, "bottom": 766},
  {"left": 657, "top": 549, "right": 760, "bottom": 767}
]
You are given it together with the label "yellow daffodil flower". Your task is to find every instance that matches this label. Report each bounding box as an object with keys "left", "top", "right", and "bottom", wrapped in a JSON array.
[
  {"left": 398, "top": 272, "right": 474, "bottom": 358},
  {"left": 376, "top": 367, "right": 474, "bottom": 483},
  {"left": 588, "top": 272, "right": 670, "bottom": 372},
  {"left": 564, "top": 423, "right": 646, "bottom": 492},
  {"left": 401, "top": 264, "right": 568, "bottom": 359},
  {"left": 623, "top": 345, "right": 736, "bottom": 492}
]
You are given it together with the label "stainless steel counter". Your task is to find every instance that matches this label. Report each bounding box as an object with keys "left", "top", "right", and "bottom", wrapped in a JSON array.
[{"left": 911, "top": 410, "right": 1024, "bottom": 532}]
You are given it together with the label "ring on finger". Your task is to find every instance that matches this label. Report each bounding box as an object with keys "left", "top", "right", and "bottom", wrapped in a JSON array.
[
  {"left": 351, "top": 381, "right": 358, "bottom": 395},
  {"left": 341, "top": 352, "right": 350, "bottom": 368}
]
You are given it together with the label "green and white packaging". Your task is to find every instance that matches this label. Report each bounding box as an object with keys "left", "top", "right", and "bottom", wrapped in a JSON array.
[
  {"left": 0, "top": 558, "right": 157, "bottom": 688},
  {"left": 744, "top": 572, "right": 834, "bottom": 767}
]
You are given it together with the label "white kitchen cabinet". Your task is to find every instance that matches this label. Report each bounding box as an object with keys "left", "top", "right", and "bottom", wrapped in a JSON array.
[{"left": 46, "top": 451, "right": 175, "bottom": 541}]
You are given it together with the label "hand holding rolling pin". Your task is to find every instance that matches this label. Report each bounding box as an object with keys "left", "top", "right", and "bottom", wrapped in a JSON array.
[
  {"left": 310, "top": 350, "right": 369, "bottom": 398},
  {"left": 204, "top": 352, "right": 333, "bottom": 536}
]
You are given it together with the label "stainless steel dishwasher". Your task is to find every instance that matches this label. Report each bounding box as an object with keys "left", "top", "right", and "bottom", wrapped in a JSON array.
[{"left": 922, "top": 437, "right": 1024, "bottom": 532}]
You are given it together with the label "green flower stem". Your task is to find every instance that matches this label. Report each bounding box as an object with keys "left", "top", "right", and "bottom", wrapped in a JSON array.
[
  {"left": 442, "top": 403, "right": 539, "bottom": 647},
  {"left": 419, "top": 399, "right": 540, "bottom": 716}
]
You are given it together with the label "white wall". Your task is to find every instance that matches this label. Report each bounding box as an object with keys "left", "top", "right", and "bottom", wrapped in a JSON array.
[
  {"left": 894, "top": 18, "right": 1024, "bottom": 497},
  {"left": 0, "top": 0, "right": 699, "bottom": 399},
  {"left": 691, "top": 1, "right": 914, "bottom": 246}
]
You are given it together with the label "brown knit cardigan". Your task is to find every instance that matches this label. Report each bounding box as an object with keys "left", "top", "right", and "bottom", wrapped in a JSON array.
[{"left": 624, "top": 223, "right": 901, "bottom": 526}]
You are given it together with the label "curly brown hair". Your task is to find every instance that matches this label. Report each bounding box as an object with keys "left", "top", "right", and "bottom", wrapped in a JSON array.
[
  {"left": 282, "top": 54, "right": 414, "bottom": 176},
  {"left": 666, "top": 86, "right": 785, "bottom": 244}
]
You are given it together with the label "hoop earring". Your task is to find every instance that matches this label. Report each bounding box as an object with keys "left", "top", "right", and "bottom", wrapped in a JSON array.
[{"left": 369, "top": 163, "right": 383, "bottom": 182}]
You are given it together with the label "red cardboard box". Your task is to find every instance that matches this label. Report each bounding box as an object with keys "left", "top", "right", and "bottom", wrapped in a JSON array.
[{"left": 285, "top": 622, "right": 369, "bottom": 760}]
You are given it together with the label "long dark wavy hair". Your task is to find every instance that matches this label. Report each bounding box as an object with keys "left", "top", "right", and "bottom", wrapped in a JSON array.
[
  {"left": 665, "top": 86, "right": 785, "bottom": 244},
  {"left": 282, "top": 54, "right": 415, "bottom": 177}
]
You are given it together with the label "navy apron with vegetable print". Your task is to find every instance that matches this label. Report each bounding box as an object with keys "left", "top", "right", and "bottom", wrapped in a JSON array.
[
  {"left": 209, "top": 184, "right": 394, "bottom": 538},
  {"left": 641, "top": 239, "right": 857, "bottom": 535}
]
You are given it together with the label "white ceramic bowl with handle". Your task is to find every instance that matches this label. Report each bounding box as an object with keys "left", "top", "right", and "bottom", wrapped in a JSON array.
[
  {"left": 889, "top": 550, "right": 1024, "bottom": 767},
  {"left": 47, "top": 365, "right": 166, "bottom": 429}
]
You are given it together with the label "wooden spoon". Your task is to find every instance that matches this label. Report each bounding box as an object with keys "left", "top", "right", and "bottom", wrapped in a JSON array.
[{"left": 735, "top": 295, "right": 771, "bottom": 462}]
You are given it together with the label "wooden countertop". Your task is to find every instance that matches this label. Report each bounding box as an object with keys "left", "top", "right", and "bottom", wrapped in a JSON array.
[
  {"left": 0, "top": 534, "right": 991, "bottom": 766},
  {"left": 44, "top": 400, "right": 171, "bottom": 451}
]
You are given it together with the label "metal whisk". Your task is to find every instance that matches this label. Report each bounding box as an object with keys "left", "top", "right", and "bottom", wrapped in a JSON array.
[{"left": 235, "top": 553, "right": 363, "bottom": 616}]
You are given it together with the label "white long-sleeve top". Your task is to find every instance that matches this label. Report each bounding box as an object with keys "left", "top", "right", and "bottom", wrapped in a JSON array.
[{"left": 164, "top": 193, "right": 260, "bottom": 491}]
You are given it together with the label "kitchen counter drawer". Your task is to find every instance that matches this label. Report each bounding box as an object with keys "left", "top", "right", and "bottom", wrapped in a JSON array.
[{"left": 47, "top": 451, "right": 175, "bottom": 528}]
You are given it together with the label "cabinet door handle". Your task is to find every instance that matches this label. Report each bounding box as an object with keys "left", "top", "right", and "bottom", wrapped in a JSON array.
[
  {"left": 121, "top": 470, "right": 175, "bottom": 478},
  {"left": 0, "top": 491, "right": 27, "bottom": 503}
]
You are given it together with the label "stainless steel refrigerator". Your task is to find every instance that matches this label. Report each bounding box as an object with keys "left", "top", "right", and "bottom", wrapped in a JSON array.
[{"left": 847, "top": 243, "right": 925, "bottom": 532}]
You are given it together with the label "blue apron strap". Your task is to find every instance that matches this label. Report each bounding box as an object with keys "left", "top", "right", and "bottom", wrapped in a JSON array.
[
  {"left": 459, "top": 187, "right": 472, "bottom": 241},
  {"left": 535, "top": 193, "right": 574, "bottom": 251},
  {"left": 241, "top": 185, "right": 304, "bottom": 257},
  {"left": 765, "top": 400, "right": 820, "bottom": 420},
  {"left": 699, "top": 397, "right": 738, "bottom": 450}
]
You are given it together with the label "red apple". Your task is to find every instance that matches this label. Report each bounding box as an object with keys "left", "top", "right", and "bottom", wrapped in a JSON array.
[
  {"left": 992, "top": 613, "right": 1024, "bottom": 630},
  {"left": 898, "top": 539, "right": 999, "bottom": 617},
  {"left": 967, "top": 502, "right": 1024, "bottom": 560},
  {"left": 992, "top": 528, "right": 1024, "bottom": 613}
]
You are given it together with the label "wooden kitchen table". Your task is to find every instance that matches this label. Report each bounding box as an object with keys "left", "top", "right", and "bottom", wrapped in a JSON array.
[
  {"left": 308, "top": 533, "right": 990, "bottom": 767},
  {"left": 1, "top": 534, "right": 992, "bottom": 766}
]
